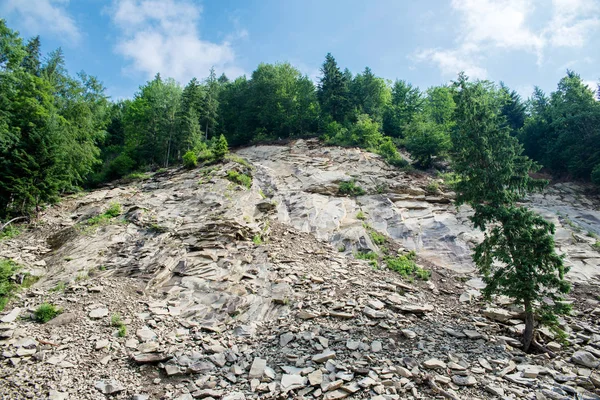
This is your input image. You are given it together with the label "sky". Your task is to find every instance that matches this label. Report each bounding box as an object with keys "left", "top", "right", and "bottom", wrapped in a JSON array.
[{"left": 2, "top": 0, "right": 599, "bottom": 100}]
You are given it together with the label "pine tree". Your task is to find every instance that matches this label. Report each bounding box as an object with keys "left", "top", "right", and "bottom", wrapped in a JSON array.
[
  {"left": 21, "top": 36, "right": 41, "bottom": 75},
  {"left": 451, "top": 73, "right": 570, "bottom": 352},
  {"left": 317, "top": 53, "right": 351, "bottom": 123},
  {"left": 202, "top": 67, "right": 219, "bottom": 140}
]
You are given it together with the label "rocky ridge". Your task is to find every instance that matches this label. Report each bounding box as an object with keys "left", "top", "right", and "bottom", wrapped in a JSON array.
[{"left": 0, "top": 139, "right": 599, "bottom": 399}]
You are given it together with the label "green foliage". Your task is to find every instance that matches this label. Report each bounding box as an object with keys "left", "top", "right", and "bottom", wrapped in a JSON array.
[
  {"left": 34, "top": 303, "right": 61, "bottom": 323},
  {"left": 338, "top": 180, "right": 365, "bottom": 196},
  {"left": 0, "top": 259, "right": 20, "bottom": 311},
  {"left": 592, "top": 241, "right": 600, "bottom": 251},
  {"left": 368, "top": 230, "right": 386, "bottom": 245},
  {"left": 118, "top": 325, "right": 127, "bottom": 337},
  {"left": 252, "top": 235, "right": 263, "bottom": 245},
  {"left": 182, "top": 150, "right": 198, "bottom": 169},
  {"left": 520, "top": 71, "right": 600, "bottom": 183},
  {"left": 451, "top": 73, "right": 570, "bottom": 351},
  {"left": 0, "top": 224, "right": 21, "bottom": 240},
  {"left": 212, "top": 134, "right": 229, "bottom": 160},
  {"left": 356, "top": 211, "right": 366, "bottom": 220},
  {"left": 226, "top": 170, "right": 252, "bottom": 188},
  {"left": 111, "top": 313, "right": 123, "bottom": 327},
  {"left": 226, "top": 154, "right": 252, "bottom": 169},
  {"left": 425, "top": 181, "right": 440, "bottom": 194},
  {"left": 50, "top": 282, "right": 66, "bottom": 292},
  {"left": 355, "top": 251, "right": 378, "bottom": 261},
  {"left": 85, "top": 203, "right": 122, "bottom": 227},
  {"left": 384, "top": 251, "right": 430, "bottom": 280}
]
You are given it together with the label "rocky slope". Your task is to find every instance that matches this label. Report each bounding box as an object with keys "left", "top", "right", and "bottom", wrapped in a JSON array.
[{"left": 0, "top": 139, "right": 599, "bottom": 400}]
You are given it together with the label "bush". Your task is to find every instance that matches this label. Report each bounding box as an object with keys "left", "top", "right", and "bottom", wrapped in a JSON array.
[
  {"left": 369, "top": 230, "right": 386, "bottom": 245},
  {"left": 0, "top": 224, "right": 21, "bottom": 241},
  {"left": 118, "top": 325, "right": 127, "bottom": 337},
  {"left": 338, "top": 180, "right": 365, "bottom": 196},
  {"left": 213, "top": 134, "right": 229, "bottom": 160},
  {"left": 405, "top": 119, "right": 451, "bottom": 168},
  {"left": 426, "top": 181, "right": 440, "bottom": 194},
  {"left": 85, "top": 203, "right": 122, "bottom": 227},
  {"left": 34, "top": 303, "right": 61, "bottom": 323},
  {"left": 182, "top": 151, "right": 198, "bottom": 169},
  {"left": 0, "top": 259, "right": 20, "bottom": 311},
  {"left": 385, "top": 251, "right": 430, "bottom": 280},
  {"left": 107, "top": 153, "right": 136, "bottom": 179},
  {"left": 226, "top": 170, "right": 252, "bottom": 188}
]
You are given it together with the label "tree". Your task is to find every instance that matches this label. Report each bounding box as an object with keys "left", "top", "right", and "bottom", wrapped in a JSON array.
[
  {"left": 202, "top": 67, "right": 220, "bottom": 140},
  {"left": 317, "top": 53, "right": 351, "bottom": 124},
  {"left": 350, "top": 67, "right": 390, "bottom": 122},
  {"left": 383, "top": 80, "right": 423, "bottom": 138},
  {"left": 451, "top": 73, "right": 570, "bottom": 352},
  {"left": 499, "top": 82, "right": 526, "bottom": 136},
  {"left": 21, "top": 36, "right": 41, "bottom": 75}
]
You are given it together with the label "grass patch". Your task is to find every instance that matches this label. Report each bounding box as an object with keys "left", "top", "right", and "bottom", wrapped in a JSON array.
[
  {"left": 85, "top": 203, "right": 122, "bottom": 227},
  {"left": 21, "top": 274, "right": 39, "bottom": 288},
  {"left": 50, "top": 282, "right": 66, "bottom": 292},
  {"left": 123, "top": 172, "right": 152, "bottom": 181},
  {"left": 338, "top": 180, "right": 365, "bottom": 196},
  {"left": 425, "top": 181, "right": 440, "bottom": 195},
  {"left": 34, "top": 303, "right": 61, "bottom": 323},
  {"left": 252, "top": 235, "right": 263, "bottom": 245},
  {"left": 0, "top": 225, "right": 21, "bottom": 241},
  {"left": 0, "top": 259, "right": 20, "bottom": 311},
  {"left": 592, "top": 241, "right": 600, "bottom": 251},
  {"left": 111, "top": 313, "right": 127, "bottom": 337},
  {"left": 226, "top": 154, "right": 253, "bottom": 169},
  {"left": 226, "top": 170, "right": 252, "bottom": 189},
  {"left": 385, "top": 251, "right": 431, "bottom": 280},
  {"left": 356, "top": 211, "right": 366, "bottom": 220},
  {"left": 369, "top": 230, "right": 386, "bottom": 245},
  {"left": 75, "top": 272, "right": 88, "bottom": 282},
  {"left": 147, "top": 223, "right": 168, "bottom": 233},
  {"left": 355, "top": 251, "right": 379, "bottom": 269},
  {"left": 437, "top": 172, "right": 460, "bottom": 188}
]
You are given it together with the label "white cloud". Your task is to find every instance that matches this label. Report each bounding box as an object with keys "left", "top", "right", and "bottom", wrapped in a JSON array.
[
  {"left": 415, "top": 0, "right": 600, "bottom": 79},
  {"left": 108, "top": 0, "right": 245, "bottom": 83},
  {"left": 414, "top": 47, "right": 488, "bottom": 79},
  {"left": 1, "top": 0, "right": 80, "bottom": 44}
]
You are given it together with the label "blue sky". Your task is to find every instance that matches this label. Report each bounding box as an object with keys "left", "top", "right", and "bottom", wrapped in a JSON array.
[{"left": 2, "top": 0, "right": 598, "bottom": 99}]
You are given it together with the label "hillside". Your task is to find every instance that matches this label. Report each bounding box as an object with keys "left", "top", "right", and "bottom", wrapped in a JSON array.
[{"left": 0, "top": 140, "right": 599, "bottom": 400}]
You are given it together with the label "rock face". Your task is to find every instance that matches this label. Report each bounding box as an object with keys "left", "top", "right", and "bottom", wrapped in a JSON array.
[{"left": 0, "top": 139, "right": 599, "bottom": 399}]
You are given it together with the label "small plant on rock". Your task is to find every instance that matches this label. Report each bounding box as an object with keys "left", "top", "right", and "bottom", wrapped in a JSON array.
[
  {"left": 356, "top": 211, "right": 366, "bottom": 220},
  {"left": 338, "top": 180, "right": 365, "bottom": 196},
  {"left": 34, "top": 303, "right": 61, "bottom": 323}
]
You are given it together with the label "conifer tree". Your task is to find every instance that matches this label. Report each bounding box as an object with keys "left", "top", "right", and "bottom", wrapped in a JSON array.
[{"left": 451, "top": 73, "right": 570, "bottom": 352}]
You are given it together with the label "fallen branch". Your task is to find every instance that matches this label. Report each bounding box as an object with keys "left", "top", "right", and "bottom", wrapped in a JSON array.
[
  {"left": 37, "top": 339, "right": 59, "bottom": 346},
  {"left": 0, "top": 216, "right": 27, "bottom": 232}
]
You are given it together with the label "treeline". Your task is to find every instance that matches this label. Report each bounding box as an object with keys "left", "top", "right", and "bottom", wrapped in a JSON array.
[{"left": 1, "top": 19, "right": 599, "bottom": 219}]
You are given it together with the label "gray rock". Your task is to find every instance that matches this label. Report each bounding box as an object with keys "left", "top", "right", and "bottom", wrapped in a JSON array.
[
  {"left": 136, "top": 327, "right": 157, "bottom": 342},
  {"left": 280, "top": 374, "right": 307, "bottom": 391},
  {"left": 572, "top": 351, "right": 600, "bottom": 368},
  {"left": 248, "top": 357, "right": 267, "bottom": 379},
  {"left": 0, "top": 307, "right": 21, "bottom": 323},
  {"left": 452, "top": 375, "right": 477, "bottom": 386},
  {"left": 88, "top": 308, "right": 109, "bottom": 319},
  {"left": 312, "top": 350, "right": 336, "bottom": 363},
  {"left": 94, "top": 379, "right": 124, "bottom": 395},
  {"left": 280, "top": 333, "right": 294, "bottom": 347},
  {"left": 423, "top": 358, "right": 446, "bottom": 369}
]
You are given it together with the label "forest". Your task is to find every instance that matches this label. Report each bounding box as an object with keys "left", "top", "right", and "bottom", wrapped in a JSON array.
[{"left": 1, "top": 19, "right": 600, "bottom": 219}]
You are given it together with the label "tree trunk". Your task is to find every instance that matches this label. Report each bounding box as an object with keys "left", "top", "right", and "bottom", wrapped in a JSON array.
[{"left": 523, "top": 298, "right": 534, "bottom": 352}]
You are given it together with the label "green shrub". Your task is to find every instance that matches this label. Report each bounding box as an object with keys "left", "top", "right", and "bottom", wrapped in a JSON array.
[
  {"left": 50, "top": 282, "right": 66, "bottom": 292},
  {"left": 0, "top": 259, "right": 20, "bottom": 311},
  {"left": 426, "top": 181, "right": 440, "bottom": 194},
  {"left": 356, "top": 211, "right": 366, "bottom": 220},
  {"left": 339, "top": 180, "right": 365, "bottom": 196},
  {"left": 118, "top": 325, "right": 127, "bottom": 337},
  {"left": 182, "top": 150, "right": 198, "bottom": 169},
  {"left": 34, "top": 303, "right": 61, "bottom": 323},
  {"left": 226, "top": 170, "right": 252, "bottom": 188},
  {"left": 252, "top": 235, "right": 263, "bottom": 245},
  {"left": 123, "top": 171, "right": 151, "bottom": 181},
  {"left": 385, "top": 251, "right": 430, "bottom": 280},
  {"left": 593, "top": 241, "right": 600, "bottom": 251},
  {"left": 355, "top": 251, "right": 378, "bottom": 261},
  {"left": 85, "top": 203, "right": 122, "bottom": 227},
  {"left": 226, "top": 154, "right": 253, "bottom": 169},
  {"left": 212, "top": 134, "right": 229, "bottom": 160},
  {"left": 369, "top": 230, "right": 386, "bottom": 245},
  {"left": 107, "top": 153, "right": 136, "bottom": 179},
  {"left": 0, "top": 225, "right": 21, "bottom": 241},
  {"left": 377, "top": 137, "right": 409, "bottom": 168},
  {"left": 111, "top": 313, "right": 123, "bottom": 327}
]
